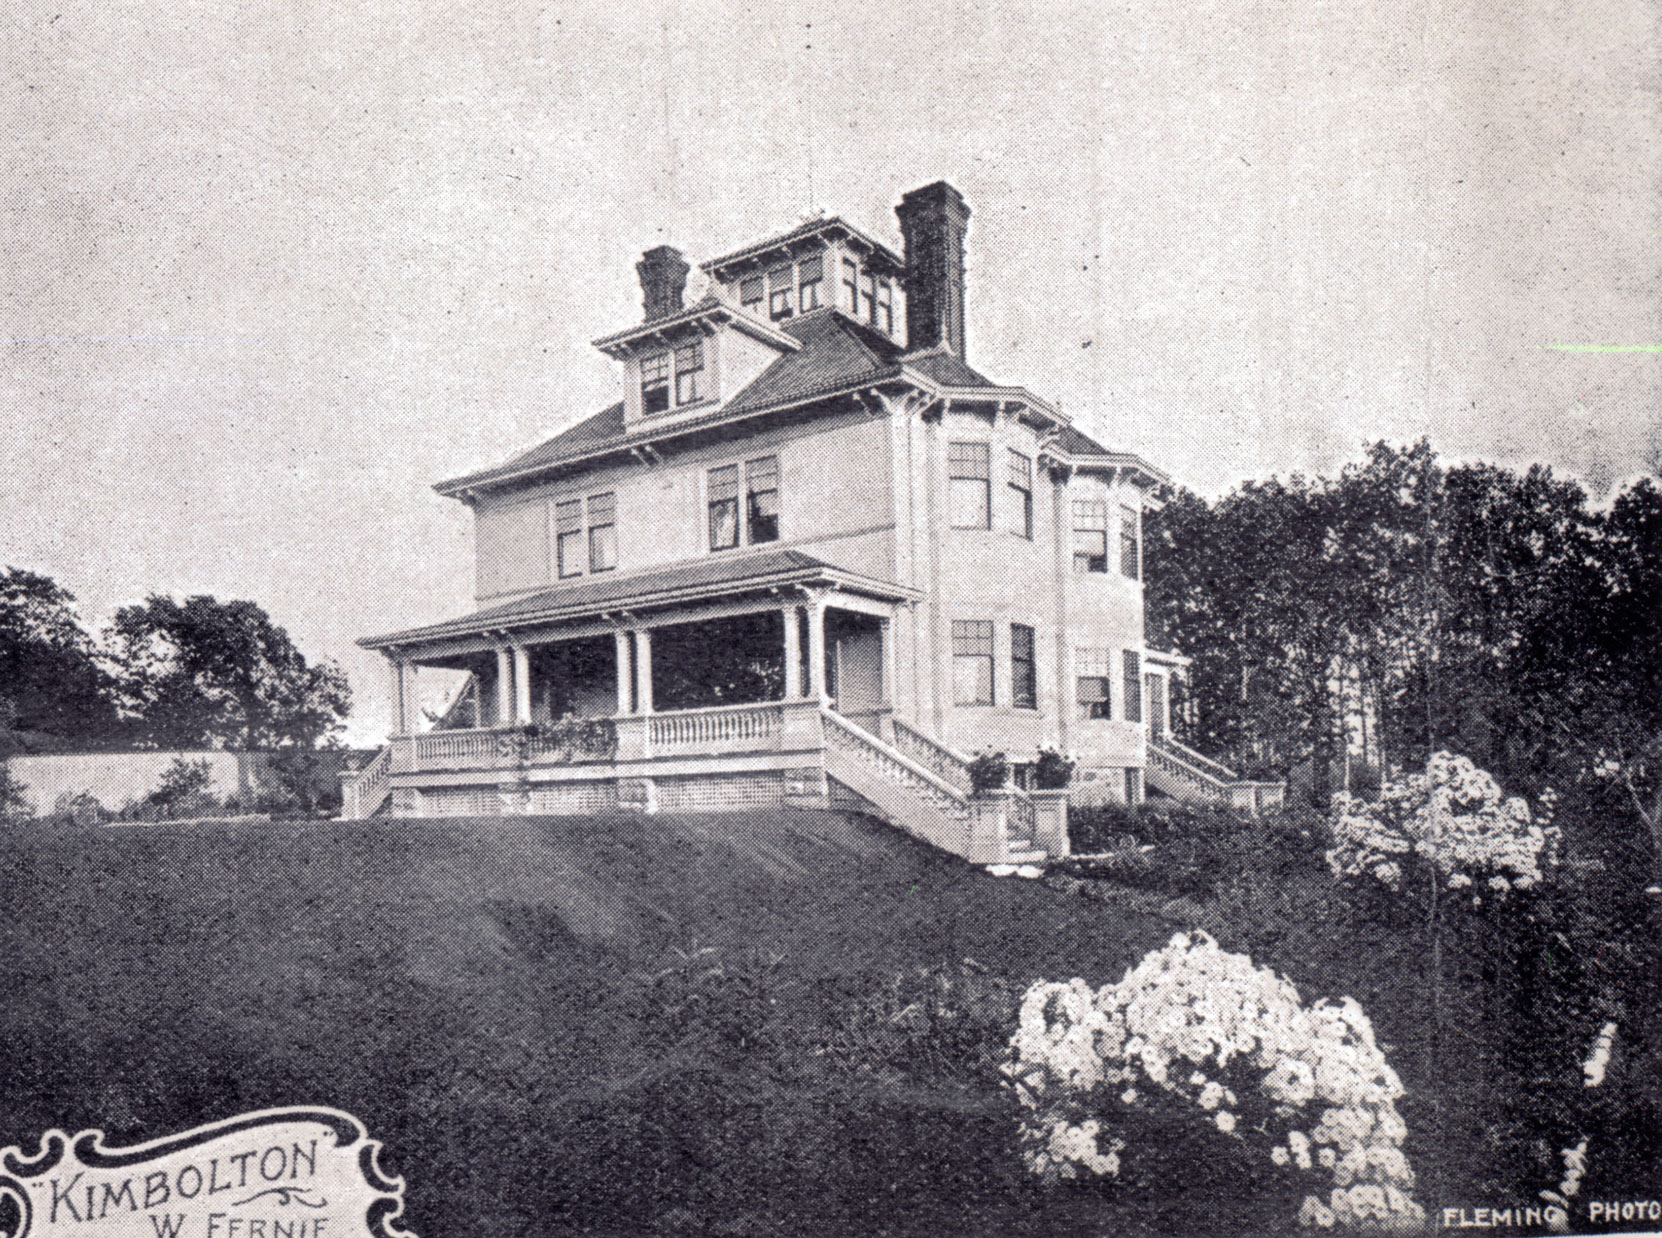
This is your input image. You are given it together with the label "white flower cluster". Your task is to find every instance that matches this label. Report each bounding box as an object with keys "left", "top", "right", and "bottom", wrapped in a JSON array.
[
  {"left": 1583, "top": 1021, "right": 1617, "bottom": 1088},
  {"left": 1001, "top": 932, "right": 1424, "bottom": 1230},
  {"left": 1328, "top": 752, "right": 1560, "bottom": 901}
]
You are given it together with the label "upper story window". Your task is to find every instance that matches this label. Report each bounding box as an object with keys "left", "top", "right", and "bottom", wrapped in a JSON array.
[
  {"left": 768, "top": 265, "right": 794, "bottom": 320},
  {"left": 876, "top": 277, "right": 894, "bottom": 334},
  {"left": 949, "top": 442, "right": 991, "bottom": 529},
  {"left": 1122, "top": 650, "right": 1143, "bottom": 723},
  {"left": 708, "top": 455, "right": 781, "bottom": 551},
  {"left": 798, "top": 255, "right": 824, "bottom": 312},
  {"left": 740, "top": 274, "right": 764, "bottom": 313},
  {"left": 674, "top": 340, "right": 704, "bottom": 405},
  {"left": 842, "top": 258, "right": 859, "bottom": 314},
  {"left": 746, "top": 455, "right": 780, "bottom": 544},
  {"left": 1011, "top": 624, "right": 1037, "bottom": 709},
  {"left": 708, "top": 464, "right": 741, "bottom": 550},
  {"left": 587, "top": 492, "right": 617, "bottom": 572},
  {"left": 1076, "top": 647, "right": 1112, "bottom": 719},
  {"left": 640, "top": 351, "right": 671, "bottom": 415},
  {"left": 639, "top": 342, "right": 706, "bottom": 416},
  {"left": 555, "top": 499, "right": 584, "bottom": 578},
  {"left": 1119, "top": 504, "right": 1141, "bottom": 580},
  {"left": 951, "top": 620, "right": 995, "bottom": 706},
  {"left": 1072, "top": 500, "right": 1108, "bottom": 572},
  {"left": 1008, "top": 450, "right": 1033, "bottom": 539}
]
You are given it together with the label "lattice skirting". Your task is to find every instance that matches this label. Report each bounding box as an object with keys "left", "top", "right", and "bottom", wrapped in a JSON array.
[
  {"left": 653, "top": 772, "right": 785, "bottom": 812},
  {"left": 420, "top": 785, "right": 500, "bottom": 817},
  {"left": 528, "top": 781, "right": 619, "bottom": 814}
]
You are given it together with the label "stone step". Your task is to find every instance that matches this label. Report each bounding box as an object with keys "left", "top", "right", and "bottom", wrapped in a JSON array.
[{"left": 1006, "top": 847, "right": 1048, "bottom": 863}]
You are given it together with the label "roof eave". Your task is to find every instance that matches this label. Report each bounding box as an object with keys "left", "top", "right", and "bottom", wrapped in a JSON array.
[
  {"left": 359, "top": 562, "right": 922, "bottom": 650},
  {"left": 590, "top": 304, "right": 804, "bottom": 356}
]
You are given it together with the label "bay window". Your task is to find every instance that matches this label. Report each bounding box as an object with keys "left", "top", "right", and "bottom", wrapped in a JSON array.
[
  {"left": 1011, "top": 624, "right": 1037, "bottom": 709},
  {"left": 1008, "top": 450, "right": 1033, "bottom": 539},
  {"left": 1073, "top": 500, "right": 1108, "bottom": 572}
]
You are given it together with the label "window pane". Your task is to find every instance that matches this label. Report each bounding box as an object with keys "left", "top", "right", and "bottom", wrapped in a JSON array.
[
  {"left": 640, "top": 352, "right": 670, "bottom": 414},
  {"left": 739, "top": 275, "right": 764, "bottom": 307},
  {"left": 587, "top": 492, "right": 615, "bottom": 524},
  {"left": 746, "top": 456, "right": 780, "bottom": 544},
  {"left": 1120, "top": 504, "right": 1141, "bottom": 579},
  {"left": 1076, "top": 676, "right": 1110, "bottom": 720},
  {"left": 1073, "top": 529, "right": 1107, "bottom": 573},
  {"left": 709, "top": 499, "right": 739, "bottom": 550},
  {"left": 950, "top": 442, "right": 990, "bottom": 479},
  {"left": 950, "top": 478, "right": 990, "bottom": 529},
  {"left": 555, "top": 499, "right": 583, "bottom": 534},
  {"left": 951, "top": 620, "right": 994, "bottom": 655},
  {"left": 709, "top": 464, "right": 740, "bottom": 550},
  {"left": 954, "top": 655, "right": 993, "bottom": 706},
  {"left": 1007, "top": 450, "right": 1032, "bottom": 489},
  {"left": 1123, "top": 650, "right": 1143, "bottom": 723},
  {"left": 768, "top": 265, "right": 793, "bottom": 320},
  {"left": 843, "top": 258, "right": 859, "bottom": 311},
  {"left": 1012, "top": 624, "right": 1036, "bottom": 709},
  {"left": 557, "top": 529, "right": 584, "bottom": 578},
  {"left": 799, "top": 253, "right": 823, "bottom": 309},
  {"left": 589, "top": 523, "right": 617, "bottom": 572},
  {"left": 676, "top": 369, "right": 700, "bottom": 404}
]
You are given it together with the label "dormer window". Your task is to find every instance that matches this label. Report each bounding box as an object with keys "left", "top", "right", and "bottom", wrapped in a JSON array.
[
  {"left": 876, "top": 277, "right": 894, "bottom": 334},
  {"left": 842, "top": 258, "right": 859, "bottom": 313},
  {"left": 768, "top": 265, "right": 794, "bottom": 320},
  {"left": 674, "top": 340, "right": 704, "bottom": 405},
  {"left": 860, "top": 271, "right": 877, "bottom": 323},
  {"left": 798, "top": 255, "right": 824, "bottom": 312},
  {"left": 640, "top": 351, "right": 671, "bottom": 414},
  {"left": 739, "top": 274, "right": 764, "bottom": 313}
]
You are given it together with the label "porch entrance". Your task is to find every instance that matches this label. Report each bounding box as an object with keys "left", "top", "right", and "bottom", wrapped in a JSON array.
[{"left": 826, "top": 609, "right": 884, "bottom": 721}]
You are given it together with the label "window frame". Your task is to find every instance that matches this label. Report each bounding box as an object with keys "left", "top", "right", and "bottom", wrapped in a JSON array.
[
  {"left": 876, "top": 277, "right": 894, "bottom": 334},
  {"left": 842, "top": 257, "right": 860, "bottom": 314},
  {"left": 1122, "top": 649, "right": 1143, "bottom": 724},
  {"left": 948, "top": 441, "right": 992, "bottom": 530},
  {"left": 951, "top": 620, "right": 996, "bottom": 707},
  {"left": 744, "top": 455, "right": 780, "bottom": 545},
  {"left": 767, "top": 264, "right": 794, "bottom": 321},
  {"left": 1076, "top": 647, "right": 1113, "bottom": 720},
  {"left": 1008, "top": 450, "right": 1034, "bottom": 539},
  {"left": 707, "top": 463, "right": 742, "bottom": 552},
  {"left": 739, "top": 274, "right": 764, "bottom": 313},
  {"left": 554, "top": 499, "right": 584, "bottom": 579},
  {"left": 1072, "top": 500, "right": 1109, "bottom": 572},
  {"left": 797, "top": 254, "right": 824, "bottom": 312},
  {"left": 586, "top": 492, "right": 617, "bottom": 573},
  {"left": 674, "top": 339, "right": 704, "bottom": 406},
  {"left": 1011, "top": 623, "right": 1037, "bottom": 709},
  {"left": 1120, "top": 503, "right": 1141, "bottom": 580},
  {"left": 639, "top": 350, "right": 671, "bottom": 415}
]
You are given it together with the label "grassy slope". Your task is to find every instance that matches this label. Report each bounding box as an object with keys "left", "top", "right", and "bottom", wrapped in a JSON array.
[{"left": 0, "top": 810, "right": 1211, "bottom": 1236}]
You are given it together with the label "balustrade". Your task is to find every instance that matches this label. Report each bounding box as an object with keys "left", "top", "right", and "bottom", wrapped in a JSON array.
[{"left": 648, "top": 702, "right": 785, "bottom": 753}]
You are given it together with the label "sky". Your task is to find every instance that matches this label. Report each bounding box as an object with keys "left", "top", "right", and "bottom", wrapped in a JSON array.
[{"left": 2, "top": 0, "right": 1658, "bottom": 744}]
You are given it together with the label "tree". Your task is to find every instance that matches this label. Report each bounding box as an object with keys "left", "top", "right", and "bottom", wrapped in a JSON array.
[
  {"left": 0, "top": 567, "right": 123, "bottom": 749},
  {"left": 107, "top": 595, "right": 350, "bottom": 750}
]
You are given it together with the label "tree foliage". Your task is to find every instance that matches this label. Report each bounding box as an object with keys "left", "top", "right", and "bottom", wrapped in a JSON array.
[
  {"left": 0, "top": 567, "right": 122, "bottom": 750},
  {"left": 107, "top": 594, "right": 350, "bottom": 750},
  {"left": 1146, "top": 443, "right": 1659, "bottom": 869}
]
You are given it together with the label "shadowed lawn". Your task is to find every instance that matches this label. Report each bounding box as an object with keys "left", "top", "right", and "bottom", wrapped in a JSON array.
[{"left": 0, "top": 810, "right": 1223, "bottom": 1236}]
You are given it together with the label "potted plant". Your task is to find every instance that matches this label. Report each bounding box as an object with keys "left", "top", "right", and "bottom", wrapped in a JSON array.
[
  {"left": 1034, "top": 747, "right": 1076, "bottom": 790},
  {"left": 967, "top": 750, "right": 1010, "bottom": 795}
]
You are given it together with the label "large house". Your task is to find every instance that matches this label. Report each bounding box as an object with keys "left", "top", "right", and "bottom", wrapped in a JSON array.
[{"left": 344, "top": 182, "right": 1278, "bottom": 859}]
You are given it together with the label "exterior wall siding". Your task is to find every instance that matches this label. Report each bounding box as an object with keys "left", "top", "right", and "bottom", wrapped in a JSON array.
[{"left": 471, "top": 408, "right": 897, "bottom": 603}]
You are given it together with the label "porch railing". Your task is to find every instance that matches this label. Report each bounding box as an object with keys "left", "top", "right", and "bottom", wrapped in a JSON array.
[{"left": 648, "top": 701, "right": 785, "bottom": 754}]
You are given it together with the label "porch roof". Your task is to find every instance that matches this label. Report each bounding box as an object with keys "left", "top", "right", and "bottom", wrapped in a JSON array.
[{"left": 359, "top": 549, "right": 919, "bottom": 651}]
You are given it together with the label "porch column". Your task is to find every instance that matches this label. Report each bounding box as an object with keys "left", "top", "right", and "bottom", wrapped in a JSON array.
[
  {"left": 614, "top": 630, "right": 633, "bottom": 714},
  {"left": 782, "top": 606, "right": 802, "bottom": 699},
  {"left": 390, "top": 656, "right": 416, "bottom": 735},
  {"left": 495, "top": 646, "right": 514, "bottom": 725},
  {"left": 635, "top": 628, "right": 655, "bottom": 714},
  {"left": 879, "top": 615, "right": 896, "bottom": 706},
  {"left": 512, "top": 645, "right": 532, "bottom": 724},
  {"left": 806, "top": 599, "right": 828, "bottom": 702}
]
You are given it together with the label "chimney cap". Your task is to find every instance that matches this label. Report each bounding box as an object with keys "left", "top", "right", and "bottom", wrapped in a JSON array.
[{"left": 897, "top": 180, "right": 972, "bottom": 220}]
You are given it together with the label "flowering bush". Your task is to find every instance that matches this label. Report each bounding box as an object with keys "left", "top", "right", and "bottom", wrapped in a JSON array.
[
  {"left": 1033, "top": 748, "right": 1077, "bottom": 790},
  {"left": 967, "top": 751, "right": 1010, "bottom": 794},
  {"left": 1001, "top": 932, "right": 1424, "bottom": 1231},
  {"left": 1328, "top": 752, "right": 1560, "bottom": 903}
]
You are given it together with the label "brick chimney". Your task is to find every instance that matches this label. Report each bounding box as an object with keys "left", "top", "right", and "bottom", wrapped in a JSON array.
[
  {"left": 896, "top": 181, "right": 971, "bottom": 359},
  {"left": 636, "top": 245, "right": 690, "bottom": 321}
]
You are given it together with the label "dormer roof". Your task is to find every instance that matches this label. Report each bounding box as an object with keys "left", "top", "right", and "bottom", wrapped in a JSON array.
[
  {"left": 590, "top": 292, "right": 803, "bottom": 359},
  {"left": 701, "top": 216, "right": 904, "bottom": 281}
]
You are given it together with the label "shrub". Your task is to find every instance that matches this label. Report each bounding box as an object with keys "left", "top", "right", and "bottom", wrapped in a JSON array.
[
  {"left": 1329, "top": 751, "right": 1561, "bottom": 905},
  {"left": 1033, "top": 748, "right": 1076, "bottom": 790},
  {"left": 0, "top": 763, "right": 32, "bottom": 823},
  {"left": 967, "top": 751, "right": 1010, "bottom": 794},
  {"left": 1001, "top": 931, "right": 1426, "bottom": 1231}
]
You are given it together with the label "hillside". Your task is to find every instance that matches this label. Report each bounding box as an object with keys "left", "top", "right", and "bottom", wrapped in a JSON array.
[{"left": 0, "top": 810, "right": 1198, "bottom": 1236}]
